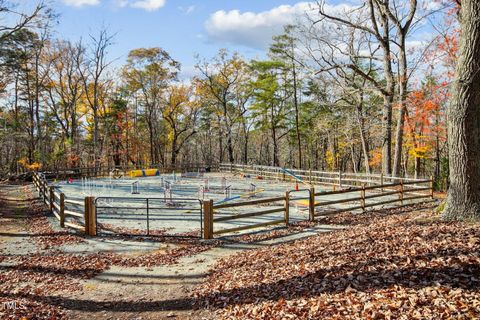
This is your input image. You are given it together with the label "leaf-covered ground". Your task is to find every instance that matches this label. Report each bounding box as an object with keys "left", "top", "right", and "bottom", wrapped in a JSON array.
[
  {"left": 0, "top": 184, "right": 215, "bottom": 319},
  {"left": 2, "top": 182, "right": 479, "bottom": 319},
  {"left": 194, "top": 208, "right": 480, "bottom": 319}
]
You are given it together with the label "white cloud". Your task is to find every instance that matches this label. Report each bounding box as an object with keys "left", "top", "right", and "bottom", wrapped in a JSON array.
[
  {"left": 204, "top": 2, "right": 361, "bottom": 50},
  {"left": 205, "top": 2, "right": 317, "bottom": 49},
  {"left": 130, "top": 0, "right": 166, "bottom": 11},
  {"left": 62, "top": 0, "right": 100, "bottom": 7}
]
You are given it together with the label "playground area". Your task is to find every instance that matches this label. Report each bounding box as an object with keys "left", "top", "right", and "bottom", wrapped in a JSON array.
[
  {"left": 48, "top": 166, "right": 433, "bottom": 238},
  {"left": 54, "top": 171, "right": 313, "bottom": 236}
]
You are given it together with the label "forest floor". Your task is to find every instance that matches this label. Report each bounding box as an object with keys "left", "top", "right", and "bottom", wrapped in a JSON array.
[{"left": 1, "top": 182, "right": 478, "bottom": 319}]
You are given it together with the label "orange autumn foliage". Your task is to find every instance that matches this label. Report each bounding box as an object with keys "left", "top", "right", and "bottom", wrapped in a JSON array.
[{"left": 404, "top": 81, "right": 447, "bottom": 160}]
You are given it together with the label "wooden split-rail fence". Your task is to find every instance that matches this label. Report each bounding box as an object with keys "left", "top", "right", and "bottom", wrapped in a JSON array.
[
  {"left": 32, "top": 165, "right": 434, "bottom": 239},
  {"left": 203, "top": 164, "right": 435, "bottom": 239},
  {"left": 221, "top": 163, "right": 431, "bottom": 189},
  {"left": 32, "top": 172, "right": 96, "bottom": 236}
]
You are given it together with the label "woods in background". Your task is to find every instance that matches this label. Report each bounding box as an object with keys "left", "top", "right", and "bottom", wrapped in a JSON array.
[{"left": 0, "top": 1, "right": 458, "bottom": 191}]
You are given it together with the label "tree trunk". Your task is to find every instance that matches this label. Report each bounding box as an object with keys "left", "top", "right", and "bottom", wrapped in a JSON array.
[
  {"left": 171, "top": 135, "right": 178, "bottom": 166},
  {"left": 292, "top": 62, "right": 302, "bottom": 168},
  {"left": 414, "top": 156, "right": 420, "bottom": 179},
  {"left": 243, "top": 123, "right": 249, "bottom": 164},
  {"left": 379, "top": 2, "right": 394, "bottom": 176},
  {"left": 443, "top": 0, "right": 480, "bottom": 220},
  {"left": 392, "top": 33, "right": 408, "bottom": 178},
  {"left": 227, "top": 131, "right": 234, "bottom": 164},
  {"left": 271, "top": 125, "right": 279, "bottom": 167},
  {"left": 356, "top": 102, "right": 370, "bottom": 174},
  {"left": 148, "top": 120, "right": 154, "bottom": 165}
]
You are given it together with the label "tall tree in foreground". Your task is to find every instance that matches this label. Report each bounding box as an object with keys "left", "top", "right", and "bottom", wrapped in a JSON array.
[{"left": 443, "top": 0, "right": 480, "bottom": 220}]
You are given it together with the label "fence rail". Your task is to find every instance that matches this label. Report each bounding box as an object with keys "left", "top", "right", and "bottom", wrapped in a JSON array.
[
  {"left": 201, "top": 172, "right": 435, "bottom": 239},
  {"left": 219, "top": 163, "right": 431, "bottom": 189},
  {"left": 32, "top": 172, "right": 88, "bottom": 234}
]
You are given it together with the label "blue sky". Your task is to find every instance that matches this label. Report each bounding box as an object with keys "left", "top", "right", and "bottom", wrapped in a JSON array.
[{"left": 50, "top": 0, "right": 314, "bottom": 77}]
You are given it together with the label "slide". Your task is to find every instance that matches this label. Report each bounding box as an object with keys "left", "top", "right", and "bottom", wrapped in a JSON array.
[{"left": 280, "top": 168, "right": 311, "bottom": 186}]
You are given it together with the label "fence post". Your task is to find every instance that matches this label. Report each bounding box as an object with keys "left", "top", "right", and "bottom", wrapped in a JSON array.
[
  {"left": 430, "top": 175, "right": 434, "bottom": 199},
  {"left": 400, "top": 180, "right": 404, "bottom": 205},
  {"left": 49, "top": 186, "right": 54, "bottom": 212},
  {"left": 84, "top": 196, "right": 90, "bottom": 235},
  {"left": 88, "top": 197, "right": 96, "bottom": 236},
  {"left": 84, "top": 196, "right": 96, "bottom": 236},
  {"left": 60, "top": 193, "right": 65, "bottom": 228},
  {"left": 284, "top": 192, "right": 290, "bottom": 226},
  {"left": 361, "top": 184, "right": 366, "bottom": 213},
  {"left": 40, "top": 179, "right": 44, "bottom": 202},
  {"left": 203, "top": 199, "right": 213, "bottom": 239},
  {"left": 380, "top": 174, "right": 384, "bottom": 193},
  {"left": 338, "top": 170, "right": 342, "bottom": 189},
  {"left": 146, "top": 198, "right": 150, "bottom": 236},
  {"left": 309, "top": 187, "right": 315, "bottom": 221}
]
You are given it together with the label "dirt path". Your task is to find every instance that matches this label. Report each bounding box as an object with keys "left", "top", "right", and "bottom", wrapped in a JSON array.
[{"left": 0, "top": 182, "right": 346, "bottom": 319}]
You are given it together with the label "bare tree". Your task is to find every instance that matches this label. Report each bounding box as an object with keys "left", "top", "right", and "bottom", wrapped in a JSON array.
[
  {"left": 45, "top": 40, "right": 85, "bottom": 156},
  {"left": 389, "top": 0, "right": 417, "bottom": 177},
  {"left": 300, "top": 10, "right": 383, "bottom": 173},
  {"left": 0, "top": 1, "right": 47, "bottom": 44},
  {"left": 78, "top": 28, "right": 114, "bottom": 169},
  {"left": 315, "top": 0, "right": 395, "bottom": 175}
]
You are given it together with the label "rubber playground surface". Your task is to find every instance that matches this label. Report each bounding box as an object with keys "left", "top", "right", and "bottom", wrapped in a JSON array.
[{"left": 53, "top": 172, "right": 402, "bottom": 237}]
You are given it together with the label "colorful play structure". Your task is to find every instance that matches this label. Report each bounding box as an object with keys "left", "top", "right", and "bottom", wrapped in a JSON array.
[{"left": 128, "top": 169, "right": 161, "bottom": 177}]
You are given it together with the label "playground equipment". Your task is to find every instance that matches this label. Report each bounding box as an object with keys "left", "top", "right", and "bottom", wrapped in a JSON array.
[
  {"left": 224, "top": 185, "right": 232, "bottom": 199},
  {"left": 131, "top": 181, "right": 140, "bottom": 194},
  {"left": 81, "top": 177, "right": 98, "bottom": 195},
  {"left": 198, "top": 186, "right": 205, "bottom": 199},
  {"left": 128, "top": 169, "right": 160, "bottom": 178},
  {"left": 164, "top": 181, "right": 172, "bottom": 202},
  {"left": 280, "top": 167, "right": 311, "bottom": 187}
]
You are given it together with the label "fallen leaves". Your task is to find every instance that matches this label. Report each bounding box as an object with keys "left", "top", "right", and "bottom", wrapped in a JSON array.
[
  {"left": 26, "top": 188, "right": 85, "bottom": 250},
  {"left": 193, "top": 208, "right": 480, "bottom": 319}
]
